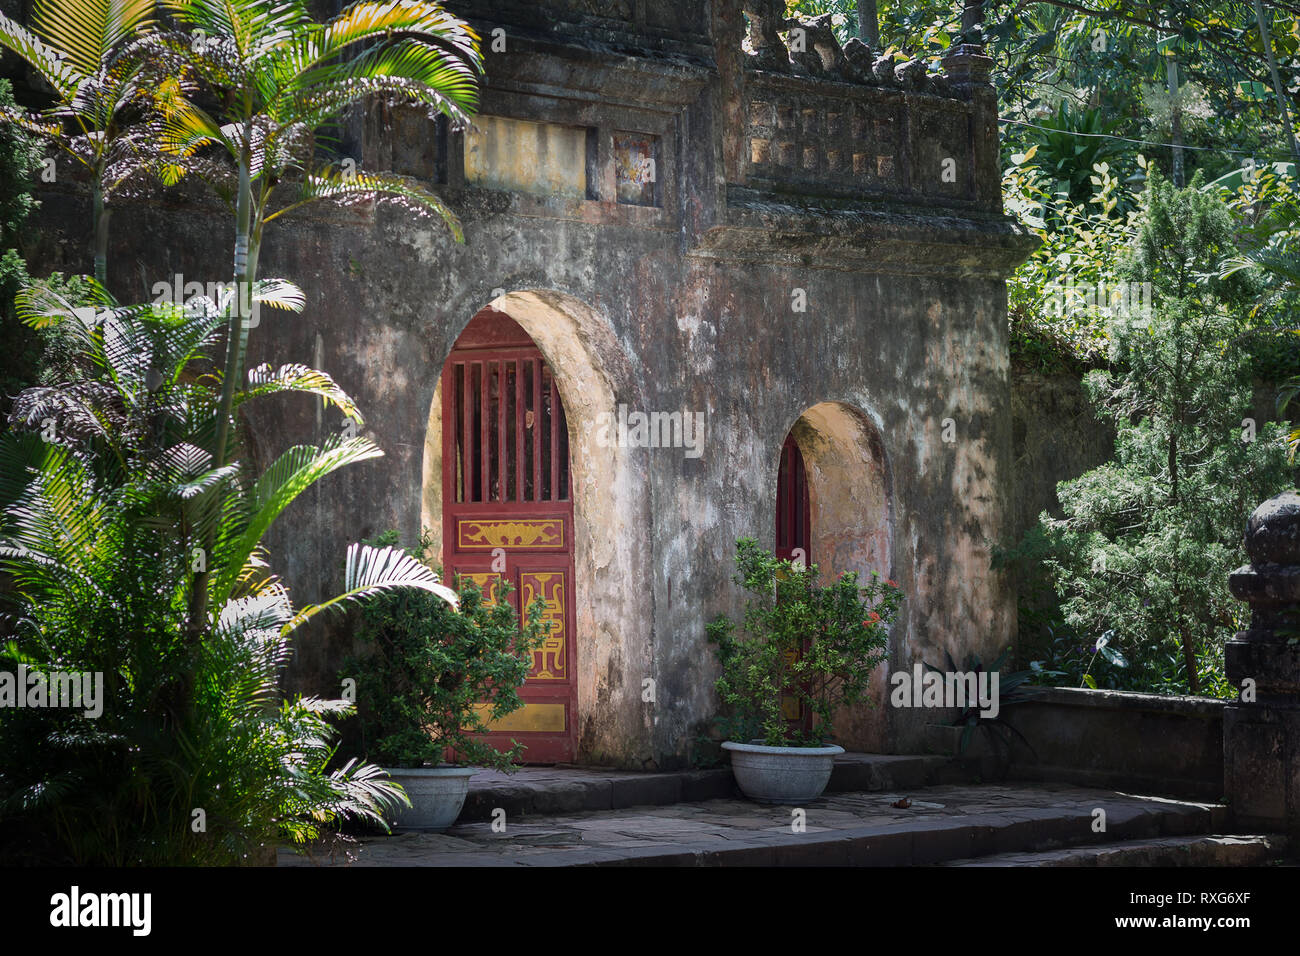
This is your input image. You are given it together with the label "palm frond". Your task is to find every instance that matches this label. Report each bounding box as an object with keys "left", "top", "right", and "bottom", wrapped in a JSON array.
[
  {"left": 163, "top": 0, "right": 311, "bottom": 64},
  {"left": 31, "top": 0, "right": 156, "bottom": 76},
  {"left": 285, "top": 542, "right": 457, "bottom": 633},
  {"left": 280, "top": 0, "right": 480, "bottom": 79},
  {"left": 240, "top": 363, "right": 364, "bottom": 424},
  {"left": 0, "top": 12, "right": 85, "bottom": 101},
  {"left": 209, "top": 436, "right": 384, "bottom": 606},
  {"left": 268, "top": 166, "right": 462, "bottom": 239}
]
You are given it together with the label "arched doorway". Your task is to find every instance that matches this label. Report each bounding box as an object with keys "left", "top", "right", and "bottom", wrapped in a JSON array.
[
  {"left": 784, "top": 403, "right": 895, "bottom": 751},
  {"left": 440, "top": 307, "right": 577, "bottom": 763},
  {"left": 422, "top": 289, "right": 656, "bottom": 767}
]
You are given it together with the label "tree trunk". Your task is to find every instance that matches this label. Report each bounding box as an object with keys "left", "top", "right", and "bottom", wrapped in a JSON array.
[
  {"left": 1179, "top": 624, "right": 1200, "bottom": 695},
  {"left": 961, "top": 0, "right": 982, "bottom": 42},
  {"left": 1252, "top": 0, "right": 1300, "bottom": 162},
  {"left": 187, "top": 132, "right": 259, "bottom": 645},
  {"left": 92, "top": 183, "right": 109, "bottom": 286},
  {"left": 858, "top": 0, "right": 878, "bottom": 47},
  {"left": 1167, "top": 55, "right": 1184, "bottom": 187}
]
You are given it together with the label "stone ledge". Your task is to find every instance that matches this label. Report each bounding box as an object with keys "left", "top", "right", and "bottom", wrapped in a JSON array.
[
  {"left": 281, "top": 782, "right": 1235, "bottom": 868},
  {"left": 1016, "top": 686, "right": 1226, "bottom": 717},
  {"left": 940, "top": 834, "right": 1289, "bottom": 867}
]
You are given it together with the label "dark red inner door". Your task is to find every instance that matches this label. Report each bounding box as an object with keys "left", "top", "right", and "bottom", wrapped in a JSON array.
[
  {"left": 775, "top": 433, "right": 812, "bottom": 734},
  {"left": 776, "top": 434, "right": 811, "bottom": 564}
]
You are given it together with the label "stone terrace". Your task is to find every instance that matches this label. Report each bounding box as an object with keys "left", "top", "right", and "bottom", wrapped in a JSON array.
[{"left": 278, "top": 778, "right": 1283, "bottom": 868}]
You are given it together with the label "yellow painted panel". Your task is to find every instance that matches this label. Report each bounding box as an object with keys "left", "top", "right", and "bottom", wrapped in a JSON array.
[
  {"left": 473, "top": 702, "right": 567, "bottom": 733},
  {"left": 464, "top": 116, "right": 587, "bottom": 198},
  {"left": 458, "top": 518, "right": 564, "bottom": 550}
]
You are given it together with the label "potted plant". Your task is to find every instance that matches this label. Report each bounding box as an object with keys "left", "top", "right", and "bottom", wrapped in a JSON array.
[
  {"left": 342, "top": 531, "right": 548, "bottom": 831},
  {"left": 706, "top": 538, "right": 902, "bottom": 803}
]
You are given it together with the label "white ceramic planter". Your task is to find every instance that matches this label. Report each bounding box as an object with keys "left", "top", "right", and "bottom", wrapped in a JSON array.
[
  {"left": 382, "top": 766, "right": 477, "bottom": 831},
  {"left": 721, "top": 740, "right": 845, "bottom": 804}
]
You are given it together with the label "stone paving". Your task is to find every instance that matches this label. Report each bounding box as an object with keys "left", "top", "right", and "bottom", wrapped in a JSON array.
[{"left": 279, "top": 782, "right": 1229, "bottom": 867}]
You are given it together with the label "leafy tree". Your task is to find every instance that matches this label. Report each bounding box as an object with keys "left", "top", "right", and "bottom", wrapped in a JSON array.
[
  {"left": 1038, "top": 170, "right": 1293, "bottom": 696},
  {"left": 1003, "top": 148, "right": 1143, "bottom": 369},
  {"left": 0, "top": 77, "right": 41, "bottom": 407}
]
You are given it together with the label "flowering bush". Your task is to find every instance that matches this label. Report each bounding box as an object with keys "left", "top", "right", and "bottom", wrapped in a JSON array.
[{"left": 706, "top": 539, "right": 902, "bottom": 747}]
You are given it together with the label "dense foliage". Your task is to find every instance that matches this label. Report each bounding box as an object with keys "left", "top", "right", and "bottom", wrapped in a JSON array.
[{"left": 0, "top": 0, "right": 480, "bottom": 864}]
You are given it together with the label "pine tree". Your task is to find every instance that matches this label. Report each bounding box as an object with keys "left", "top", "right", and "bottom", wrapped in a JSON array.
[{"left": 1043, "top": 170, "right": 1294, "bottom": 695}]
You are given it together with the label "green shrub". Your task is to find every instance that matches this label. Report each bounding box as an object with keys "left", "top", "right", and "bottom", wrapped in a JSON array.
[
  {"left": 344, "top": 531, "right": 548, "bottom": 770},
  {"left": 1029, "top": 171, "right": 1294, "bottom": 697},
  {"left": 706, "top": 538, "right": 901, "bottom": 747}
]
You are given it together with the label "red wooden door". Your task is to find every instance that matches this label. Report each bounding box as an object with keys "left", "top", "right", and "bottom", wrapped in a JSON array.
[
  {"left": 775, "top": 433, "right": 812, "bottom": 733},
  {"left": 442, "top": 309, "right": 577, "bottom": 764}
]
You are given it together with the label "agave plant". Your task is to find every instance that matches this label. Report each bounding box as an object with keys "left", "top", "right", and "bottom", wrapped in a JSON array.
[
  {"left": 0, "top": 282, "right": 455, "bottom": 864},
  {"left": 0, "top": 0, "right": 169, "bottom": 284}
]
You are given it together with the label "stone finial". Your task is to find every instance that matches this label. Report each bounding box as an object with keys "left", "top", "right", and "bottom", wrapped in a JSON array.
[
  {"left": 1243, "top": 491, "right": 1300, "bottom": 565},
  {"left": 1224, "top": 489, "right": 1300, "bottom": 836},
  {"left": 841, "top": 37, "right": 875, "bottom": 83},
  {"left": 871, "top": 54, "right": 899, "bottom": 87},
  {"left": 743, "top": 0, "right": 792, "bottom": 71},
  {"left": 942, "top": 43, "right": 994, "bottom": 87},
  {"left": 793, "top": 13, "right": 845, "bottom": 76},
  {"left": 894, "top": 58, "right": 928, "bottom": 90},
  {"left": 1229, "top": 491, "right": 1300, "bottom": 630}
]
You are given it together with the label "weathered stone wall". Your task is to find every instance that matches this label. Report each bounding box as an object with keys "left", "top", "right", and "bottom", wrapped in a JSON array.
[
  {"left": 1009, "top": 367, "right": 1115, "bottom": 541},
  {"left": 18, "top": 0, "right": 1035, "bottom": 767}
]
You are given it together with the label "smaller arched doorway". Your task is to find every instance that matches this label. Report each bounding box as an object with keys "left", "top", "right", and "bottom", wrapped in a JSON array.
[
  {"left": 440, "top": 308, "right": 577, "bottom": 763},
  {"left": 782, "top": 402, "right": 895, "bottom": 751}
]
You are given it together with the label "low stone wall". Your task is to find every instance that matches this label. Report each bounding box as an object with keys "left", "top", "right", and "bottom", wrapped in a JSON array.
[{"left": 1002, "top": 687, "right": 1225, "bottom": 800}]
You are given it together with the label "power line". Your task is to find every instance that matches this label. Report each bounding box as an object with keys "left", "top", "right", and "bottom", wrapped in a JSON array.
[{"left": 1000, "top": 117, "right": 1299, "bottom": 162}]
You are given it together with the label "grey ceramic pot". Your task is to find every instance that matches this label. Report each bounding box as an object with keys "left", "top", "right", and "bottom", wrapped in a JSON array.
[
  {"left": 382, "top": 766, "right": 477, "bottom": 831},
  {"left": 721, "top": 740, "right": 844, "bottom": 804}
]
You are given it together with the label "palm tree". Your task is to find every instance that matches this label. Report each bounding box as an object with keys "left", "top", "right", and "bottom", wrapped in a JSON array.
[
  {"left": 142, "top": 0, "right": 481, "bottom": 642},
  {"left": 150, "top": 0, "right": 483, "bottom": 471},
  {"left": 0, "top": 281, "right": 455, "bottom": 863},
  {"left": 0, "top": 0, "right": 162, "bottom": 284}
]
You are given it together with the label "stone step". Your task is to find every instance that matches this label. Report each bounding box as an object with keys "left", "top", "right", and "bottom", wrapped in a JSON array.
[
  {"left": 458, "top": 752, "right": 955, "bottom": 823},
  {"left": 283, "top": 782, "right": 1231, "bottom": 867},
  {"left": 940, "top": 834, "right": 1289, "bottom": 867}
]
